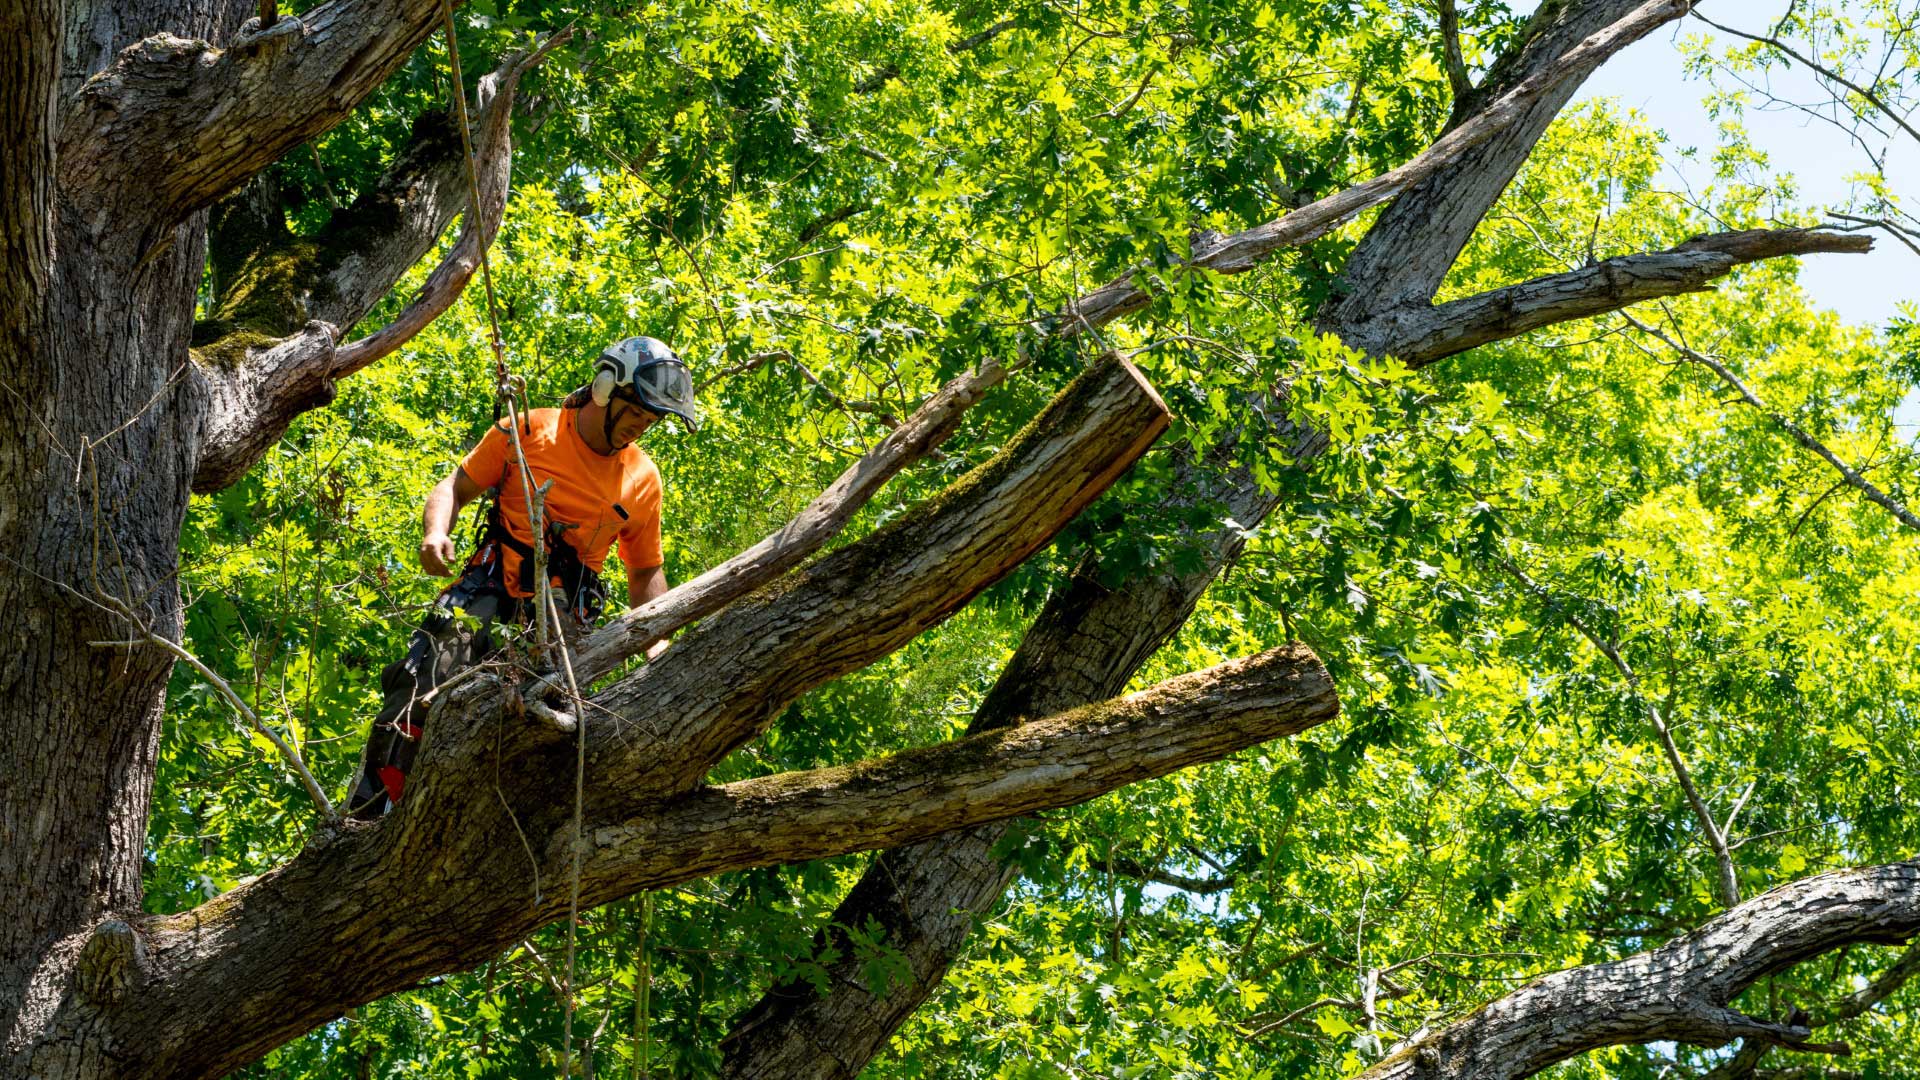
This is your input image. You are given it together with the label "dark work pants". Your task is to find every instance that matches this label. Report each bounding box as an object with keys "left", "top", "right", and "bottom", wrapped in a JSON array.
[{"left": 346, "top": 568, "right": 521, "bottom": 821}]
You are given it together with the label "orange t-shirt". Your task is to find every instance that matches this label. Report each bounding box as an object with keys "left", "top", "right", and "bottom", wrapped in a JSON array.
[{"left": 458, "top": 408, "right": 663, "bottom": 598}]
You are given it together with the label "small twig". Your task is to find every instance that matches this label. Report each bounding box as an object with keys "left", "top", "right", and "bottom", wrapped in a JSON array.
[
  {"left": 1621, "top": 313, "right": 1920, "bottom": 534},
  {"left": 1243, "top": 998, "right": 1363, "bottom": 1038},
  {"left": 1494, "top": 555, "right": 1740, "bottom": 908},
  {"left": 1826, "top": 212, "right": 1920, "bottom": 259},
  {"left": 1723, "top": 778, "right": 1758, "bottom": 839},
  {"left": 1690, "top": 10, "right": 1920, "bottom": 150},
  {"left": 96, "top": 633, "right": 335, "bottom": 821},
  {"left": 1101, "top": 64, "right": 1157, "bottom": 120}
]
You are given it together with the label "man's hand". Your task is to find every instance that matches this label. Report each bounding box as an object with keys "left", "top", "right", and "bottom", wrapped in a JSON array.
[
  {"left": 420, "top": 533, "right": 458, "bottom": 577},
  {"left": 419, "top": 467, "right": 484, "bottom": 577}
]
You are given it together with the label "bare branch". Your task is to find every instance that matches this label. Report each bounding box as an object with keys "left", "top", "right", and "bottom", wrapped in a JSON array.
[
  {"left": 1825, "top": 212, "right": 1920, "bottom": 260},
  {"left": 1386, "top": 228, "right": 1873, "bottom": 367},
  {"left": 93, "top": 632, "right": 335, "bottom": 822},
  {"left": 583, "top": 645, "right": 1338, "bottom": 892}
]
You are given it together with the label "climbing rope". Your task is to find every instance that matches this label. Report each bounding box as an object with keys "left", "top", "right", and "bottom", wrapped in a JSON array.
[{"left": 436, "top": 5, "right": 592, "bottom": 1074}]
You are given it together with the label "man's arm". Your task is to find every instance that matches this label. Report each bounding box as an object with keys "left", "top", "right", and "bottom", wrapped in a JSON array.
[
  {"left": 420, "top": 466, "right": 486, "bottom": 576},
  {"left": 627, "top": 562, "right": 671, "bottom": 659}
]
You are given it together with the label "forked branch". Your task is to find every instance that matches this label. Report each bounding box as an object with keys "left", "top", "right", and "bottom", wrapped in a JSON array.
[{"left": 192, "top": 38, "right": 558, "bottom": 493}]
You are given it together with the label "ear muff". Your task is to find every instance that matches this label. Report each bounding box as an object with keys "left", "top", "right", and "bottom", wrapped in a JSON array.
[{"left": 590, "top": 367, "right": 617, "bottom": 407}]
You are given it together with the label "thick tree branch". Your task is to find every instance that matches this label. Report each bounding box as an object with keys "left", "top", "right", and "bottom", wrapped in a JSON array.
[
  {"left": 1061, "top": 0, "right": 1691, "bottom": 331},
  {"left": 722, "top": 432, "right": 1286, "bottom": 1078},
  {"left": 1387, "top": 228, "right": 1874, "bottom": 367},
  {"left": 190, "top": 39, "right": 553, "bottom": 494},
  {"left": 579, "top": 645, "right": 1336, "bottom": 895},
  {"left": 567, "top": 354, "right": 1168, "bottom": 792},
  {"left": 11, "top": 353, "right": 1168, "bottom": 1080},
  {"left": 59, "top": 0, "right": 453, "bottom": 222},
  {"left": 77, "top": 475, "right": 1330, "bottom": 1080},
  {"left": 1356, "top": 862, "right": 1920, "bottom": 1080},
  {"left": 1324, "top": 0, "right": 1669, "bottom": 334}
]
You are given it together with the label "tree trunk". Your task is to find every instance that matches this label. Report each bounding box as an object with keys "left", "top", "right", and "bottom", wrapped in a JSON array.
[
  {"left": 0, "top": 3, "right": 235, "bottom": 1069},
  {"left": 0, "top": 2, "right": 521, "bottom": 1072}
]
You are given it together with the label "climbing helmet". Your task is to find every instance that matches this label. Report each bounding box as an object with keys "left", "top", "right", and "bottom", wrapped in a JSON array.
[{"left": 590, "top": 336, "right": 699, "bottom": 431}]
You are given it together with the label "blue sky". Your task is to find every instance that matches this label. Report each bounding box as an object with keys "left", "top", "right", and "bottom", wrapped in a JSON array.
[{"left": 1509, "top": 2, "right": 1917, "bottom": 328}]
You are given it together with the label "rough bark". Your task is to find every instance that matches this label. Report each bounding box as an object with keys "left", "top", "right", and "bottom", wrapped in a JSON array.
[
  {"left": 1356, "top": 862, "right": 1920, "bottom": 1080},
  {"left": 1390, "top": 228, "right": 1874, "bottom": 367},
  {"left": 73, "top": 644, "right": 1332, "bottom": 1080},
  {"left": 58, "top": 0, "right": 454, "bottom": 224},
  {"left": 2, "top": 4, "right": 245, "bottom": 1070},
  {"left": 1, "top": 3, "right": 549, "bottom": 1073},
  {"left": 191, "top": 38, "right": 552, "bottom": 493},
  {"left": 720, "top": 437, "right": 1284, "bottom": 1077},
  {"left": 717, "top": 3, "right": 1809, "bottom": 1075},
  {"left": 0, "top": 357, "right": 1348, "bottom": 1080}
]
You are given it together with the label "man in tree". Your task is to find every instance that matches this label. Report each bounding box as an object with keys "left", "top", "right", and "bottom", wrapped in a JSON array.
[{"left": 347, "top": 336, "right": 698, "bottom": 820}]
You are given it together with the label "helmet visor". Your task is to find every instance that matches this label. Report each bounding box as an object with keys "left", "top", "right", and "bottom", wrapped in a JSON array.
[{"left": 631, "top": 358, "right": 700, "bottom": 431}]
